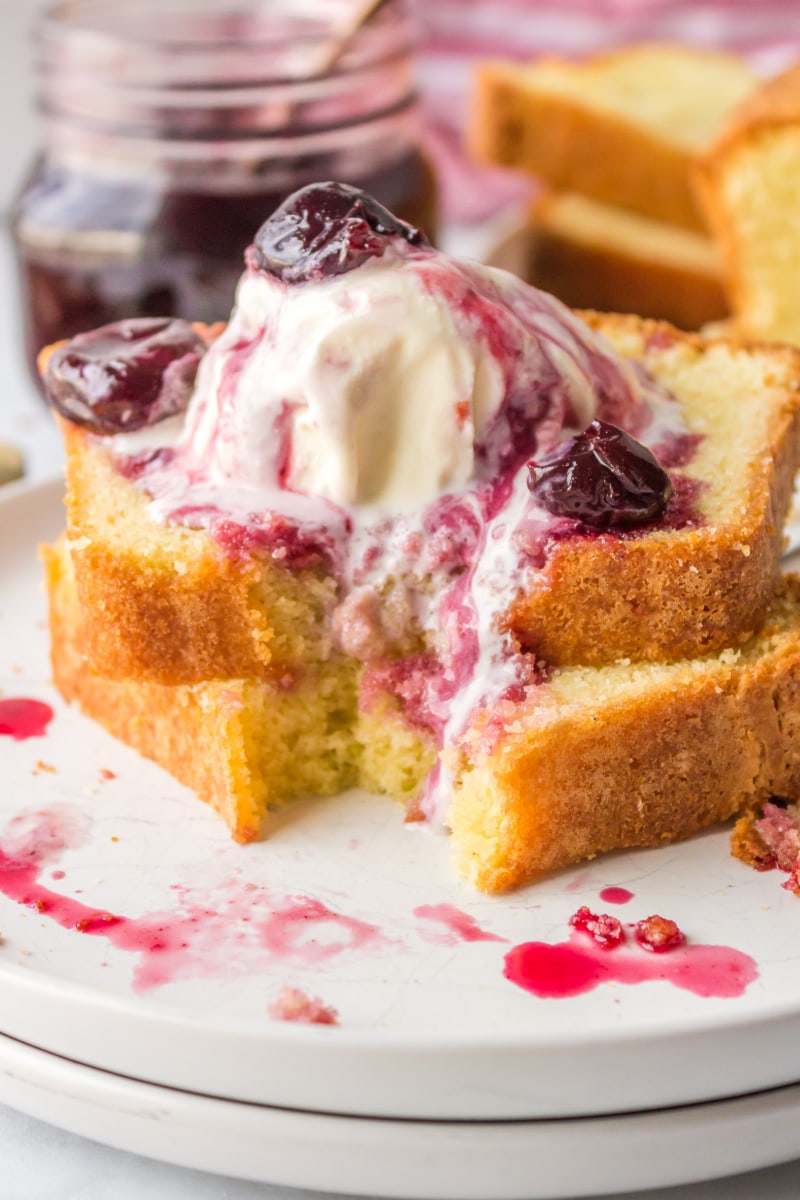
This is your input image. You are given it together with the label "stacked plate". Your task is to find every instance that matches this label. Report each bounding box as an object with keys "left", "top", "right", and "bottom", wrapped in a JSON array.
[{"left": 1, "top": 480, "right": 799, "bottom": 1198}]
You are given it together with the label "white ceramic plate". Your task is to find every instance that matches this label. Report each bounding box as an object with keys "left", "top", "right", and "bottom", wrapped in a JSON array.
[
  {"left": 2, "top": 479, "right": 800, "bottom": 1131},
  {"left": 2, "top": 1031, "right": 800, "bottom": 1200}
]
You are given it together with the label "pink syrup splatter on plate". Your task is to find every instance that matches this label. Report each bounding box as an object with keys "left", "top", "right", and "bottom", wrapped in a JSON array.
[
  {"left": 598, "top": 887, "right": 635, "bottom": 905},
  {"left": 0, "top": 698, "right": 54, "bottom": 740},
  {"left": 0, "top": 809, "right": 390, "bottom": 992},
  {"left": 258, "top": 895, "right": 386, "bottom": 961},
  {"left": 504, "top": 931, "right": 758, "bottom": 1000},
  {"left": 564, "top": 870, "right": 594, "bottom": 893},
  {"left": 413, "top": 903, "right": 506, "bottom": 944}
]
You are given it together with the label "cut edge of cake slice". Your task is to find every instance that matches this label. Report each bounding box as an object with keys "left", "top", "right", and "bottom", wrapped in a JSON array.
[
  {"left": 43, "top": 534, "right": 435, "bottom": 843},
  {"left": 506, "top": 312, "right": 800, "bottom": 664},
  {"left": 59, "top": 415, "right": 341, "bottom": 685}
]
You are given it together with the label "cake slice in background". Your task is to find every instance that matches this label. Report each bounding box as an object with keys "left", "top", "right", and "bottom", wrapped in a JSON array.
[
  {"left": 470, "top": 44, "right": 761, "bottom": 329},
  {"left": 527, "top": 192, "right": 729, "bottom": 330},
  {"left": 471, "top": 44, "right": 756, "bottom": 231},
  {"left": 697, "top": 62, "right": 800, "bottom": 347}
]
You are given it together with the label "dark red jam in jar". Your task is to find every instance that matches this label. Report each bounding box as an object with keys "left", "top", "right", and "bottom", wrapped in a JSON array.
[{"left": 12, "top": 0, "right": 437, "bottom": 387}]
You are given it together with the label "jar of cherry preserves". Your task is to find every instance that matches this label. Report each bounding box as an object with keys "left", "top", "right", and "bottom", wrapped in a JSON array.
[{"left": 12, "top": 0, "right": 437, "bottom": 385}]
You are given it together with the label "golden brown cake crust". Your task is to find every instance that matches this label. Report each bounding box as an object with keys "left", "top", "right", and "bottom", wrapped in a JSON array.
[
  {"left": 450, "top": 578, "right": 800, "bottom": 892},
  {"left": 43, "top": 537, "right": 264, "bottom": 842},
  {"left": 60, "top": 418, "right": 342, "bottom": 684},
  {"left": 510, "top": 524, "right": 777, "bottom": 665},
  {"left": 62, "top": 421, "right": 277, "bottom": 683}
]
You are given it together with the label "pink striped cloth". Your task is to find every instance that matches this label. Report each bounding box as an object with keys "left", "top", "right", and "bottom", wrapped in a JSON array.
[{"left": 417, "top": 0, "right": 800, "bottom": 223}]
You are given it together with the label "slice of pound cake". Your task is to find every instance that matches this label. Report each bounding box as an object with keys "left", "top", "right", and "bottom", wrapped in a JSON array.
[
  {"left": 41, "top": 182, "right": 800, "bottom": 890},
  {"left": 696, "top": 62, "right": 800, "bottom": 347},
  {"left": 471, "top": 44, "right": 756, "bottom": 230},
  {"left": 527, "top": 192, "right": 729, "bottom": 330}
]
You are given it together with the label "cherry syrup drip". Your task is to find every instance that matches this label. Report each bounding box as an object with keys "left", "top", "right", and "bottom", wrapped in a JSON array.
[
  {"left": 504, "top": 928, "right": 758, "bottom": 1000},
  {"left": 413, "top": 904, "right": 508, "bottom": 945},
  {"left": 0, "top": 698, "right": 54, "bottom": 741},
  {"left": 598, "top": 887, "right": 635, "bottom": 905},
  {"left": 0, "top": 810, "right": 389, "bottom": 992},
  {"left": 0, "top": 808, "right": 762, "bottom": 1007},
  {"left": 258, "top": 895, "right": 385, "bottom": 962}
]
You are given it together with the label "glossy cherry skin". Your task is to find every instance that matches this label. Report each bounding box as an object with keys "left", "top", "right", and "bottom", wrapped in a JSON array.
[
  {"left": 250, "top": 181, "right": 429, "bottom": 284},
  {"left": 44, "top": 317, "right": 205, "bottom": 435},
  {"left": 527, "top": 419, "right": 673, "bottom": 528}
]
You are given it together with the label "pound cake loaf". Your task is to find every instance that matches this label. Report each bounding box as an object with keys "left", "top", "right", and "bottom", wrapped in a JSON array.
[
  {"left": 471, "top": 44, "right": 756, "bottom": 230},
  {"left": 696, "top": 62, "right": 800, "bottom": 347},
  {"left": 527, "top": 192, "right": 729, "bottom": 330},
  {"left": 40, "top": 182, "right": 800, "bottom": 891},
  {"left": 44, "top": 529, "right": 800, "bottom": 892}
]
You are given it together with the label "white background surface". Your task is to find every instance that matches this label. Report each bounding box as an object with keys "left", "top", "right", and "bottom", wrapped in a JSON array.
[
  {"left": 1, "top": 1, "right": 44, "bottom": 214},
  {"left": 1, "top": 3, "right": 800, "bottom": 1197}
]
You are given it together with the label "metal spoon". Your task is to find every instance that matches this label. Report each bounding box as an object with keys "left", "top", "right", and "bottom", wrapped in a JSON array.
[{"left": 307, "top": 0, "right": 394, "bottom": 76}]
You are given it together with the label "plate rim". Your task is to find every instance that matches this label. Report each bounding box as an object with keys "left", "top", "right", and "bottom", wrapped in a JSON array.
[
  {"left": 4, "top": 474, "right": 800, "bottom": 1122},
  {"left": 2, "top": 1029, "right": 800, "bottom": 1200}
]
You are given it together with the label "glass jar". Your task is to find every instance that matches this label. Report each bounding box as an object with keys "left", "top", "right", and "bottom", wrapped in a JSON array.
[{"left": 12, "top": 0, "right": 437, "bottom": 385}]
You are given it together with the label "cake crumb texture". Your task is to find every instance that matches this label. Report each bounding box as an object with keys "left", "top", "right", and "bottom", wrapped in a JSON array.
[
  {"left": 44, "top": 536, "right": 435, "bottom": 843},
  {"left": 451, "top": 579, "right": 800, "bottom": 891}
]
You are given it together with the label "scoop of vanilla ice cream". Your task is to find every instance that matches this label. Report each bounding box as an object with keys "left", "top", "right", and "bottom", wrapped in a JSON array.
[
  {"left": 180, "top": 246, "right": 634, "bottom": 513},
  {"left": 183, "top": 252, "right": 513, "bottom": 512}
]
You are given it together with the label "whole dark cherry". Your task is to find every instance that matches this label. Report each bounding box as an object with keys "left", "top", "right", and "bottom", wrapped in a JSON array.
[
  {"left": 250, "top": 181, "right": 429, "bottom": 284},
  {"left": 527, "top": 419, "right": 673, "bottom": 528},
  {"left": 44, "top": 317, "right": 205, "bottom": 435}
]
